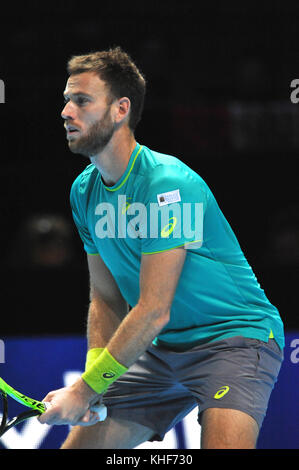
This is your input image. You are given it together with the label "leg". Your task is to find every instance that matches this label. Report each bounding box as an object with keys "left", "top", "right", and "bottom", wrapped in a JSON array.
[
  {"left": 200, "top": 408, "right": 259, "bottom": 449},
  {"left": 61, "top": 415, "right": 155, "bottom": 449}
]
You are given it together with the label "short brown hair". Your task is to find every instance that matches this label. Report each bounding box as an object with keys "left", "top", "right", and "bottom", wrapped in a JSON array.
[{"left": 67, "top": 46, "right": 146, "bottom": 131}]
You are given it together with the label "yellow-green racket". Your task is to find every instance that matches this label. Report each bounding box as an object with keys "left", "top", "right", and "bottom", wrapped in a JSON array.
[{"left": 0, "top": 377, "right": 48, "bottom": 437}]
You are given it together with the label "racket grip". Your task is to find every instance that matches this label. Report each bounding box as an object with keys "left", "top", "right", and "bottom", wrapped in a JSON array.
[
  {"left": 42, "top": 401, "right": 51, "bottom": 412},
  {"left": 90, "top": 403, "right": 107, "bottom": 421}
]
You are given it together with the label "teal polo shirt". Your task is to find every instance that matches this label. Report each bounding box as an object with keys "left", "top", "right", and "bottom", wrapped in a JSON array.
[{"left": 70, "top": 143, "right": 284, "bottom": 350}]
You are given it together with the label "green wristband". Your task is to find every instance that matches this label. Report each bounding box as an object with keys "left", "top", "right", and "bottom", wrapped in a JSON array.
[
  {"left": 85, "top": 347, "right": 105, "bottom": 371},
  {"left": 81, "top": 348, "right": 128, "bottom": 394}
]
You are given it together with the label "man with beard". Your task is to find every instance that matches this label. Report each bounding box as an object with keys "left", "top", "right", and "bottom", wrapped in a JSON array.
[{"left": 38, "top": 47, "right": 284, "bottom": 449}]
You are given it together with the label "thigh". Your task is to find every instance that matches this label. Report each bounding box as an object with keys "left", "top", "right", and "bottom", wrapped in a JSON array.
[
  {"left": 200, "top": 407, "right": 259, "bottom": 449},
  {"left": 61, "top": 416, "right": 156, "bottom": 449}
]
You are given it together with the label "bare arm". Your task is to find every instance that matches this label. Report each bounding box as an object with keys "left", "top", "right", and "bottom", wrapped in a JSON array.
[
  {"left": 86, "top": 254, "right": 129, "bottom": 350},
  {"left": 88, "top": 248, "right": 187, "bottom": 365},
  {"left": 104, "top": 247, "right": 187, "bottom": 367}
]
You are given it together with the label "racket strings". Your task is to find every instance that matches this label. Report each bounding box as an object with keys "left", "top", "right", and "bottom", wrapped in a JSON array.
[
  {"left": 5, "top": 409, "right": 41, "bottom": 433},
  {"left": 0, "top": 390, "right": 41, "bottom": 438}
]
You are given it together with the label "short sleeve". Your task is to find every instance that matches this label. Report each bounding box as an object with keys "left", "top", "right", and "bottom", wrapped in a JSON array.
[
  {"left": 140, "top": 164, "right": 207, "bottom": 254},
  {"left": 70, "top": 176, "right": 98, "bottom": 255}
]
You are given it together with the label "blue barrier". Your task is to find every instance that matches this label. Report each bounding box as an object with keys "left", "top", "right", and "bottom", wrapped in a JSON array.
[{"left": 0, "top": 333, "right": 297, "bottom": 449}]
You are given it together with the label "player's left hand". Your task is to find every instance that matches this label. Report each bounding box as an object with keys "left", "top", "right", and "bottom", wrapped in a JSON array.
[{"left": 38, "top": 378, "right": 103, "bottom": 426}]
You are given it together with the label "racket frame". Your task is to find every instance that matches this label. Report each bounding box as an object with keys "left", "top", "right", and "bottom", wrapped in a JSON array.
[{"left": 0, "top": 377, "right": 47, "bottom": 438}]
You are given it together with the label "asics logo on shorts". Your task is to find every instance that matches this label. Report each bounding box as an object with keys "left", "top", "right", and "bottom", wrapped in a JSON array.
[{"left": 213, "top": 385, "right": 230, "bottom": 399}]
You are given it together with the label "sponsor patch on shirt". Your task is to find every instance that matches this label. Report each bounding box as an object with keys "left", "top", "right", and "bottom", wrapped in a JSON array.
[{"left": 157, "top": 189, "right": 181, "bottom": 207}]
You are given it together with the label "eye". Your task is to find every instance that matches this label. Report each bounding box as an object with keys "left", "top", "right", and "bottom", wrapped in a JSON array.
[{"left": 76, "top": 97, "right": 88, "bottom": 106}]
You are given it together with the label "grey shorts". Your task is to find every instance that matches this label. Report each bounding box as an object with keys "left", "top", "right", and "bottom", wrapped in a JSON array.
[{"left": 102, "top": 336, "right": 283, "bottom": 441}]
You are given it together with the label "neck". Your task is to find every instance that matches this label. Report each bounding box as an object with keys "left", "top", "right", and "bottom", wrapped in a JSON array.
[{"left": 90, "top": 128, "right": 136, "bottom": 186}]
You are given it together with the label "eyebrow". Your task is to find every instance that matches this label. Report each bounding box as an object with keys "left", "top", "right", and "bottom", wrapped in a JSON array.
[{"left": 63, "top": 91, "right": 93, "bottom": 100}]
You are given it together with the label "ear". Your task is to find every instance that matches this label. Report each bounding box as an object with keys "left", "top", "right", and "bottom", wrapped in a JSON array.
[{"left": 114, "top": 97, "right": 131, "bottom": 124}]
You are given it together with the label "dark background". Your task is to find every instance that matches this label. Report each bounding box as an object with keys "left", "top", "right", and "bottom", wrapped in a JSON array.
[{"left": 0, "top": 1, "right": 298, "bottom": 337}]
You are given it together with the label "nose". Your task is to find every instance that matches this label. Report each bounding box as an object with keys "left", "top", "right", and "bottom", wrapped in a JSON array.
[{"left": 61, "top": 101, "right": 76, "bottom": 121}]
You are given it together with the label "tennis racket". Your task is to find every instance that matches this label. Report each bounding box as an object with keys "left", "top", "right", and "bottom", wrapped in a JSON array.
[{"left": 0, "top": 377, "right": 49, "bottom": 437}]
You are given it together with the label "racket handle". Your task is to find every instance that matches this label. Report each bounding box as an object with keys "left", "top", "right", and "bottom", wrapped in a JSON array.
[
  {"left": 90, "top": 403, "right": 107, "bottom": 421},
  {"left": 42, "top": 401, "right": 51, "bottom": 412},
  {"left": 40, "top": 401, "right": 107, "bottom": 421}
]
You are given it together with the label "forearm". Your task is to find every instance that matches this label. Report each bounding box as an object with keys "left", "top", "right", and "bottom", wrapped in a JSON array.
[
  {"left": 81, "top": 301, "right": 169, "bottom": 395},
  {"left": 105, "top": 302, "right": 169, "bottom": 368},
  {"left": 86, "top": 293, "right": 127, "bottom": 350}
]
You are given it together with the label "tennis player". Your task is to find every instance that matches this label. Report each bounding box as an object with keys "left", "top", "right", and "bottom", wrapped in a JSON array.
[{"left": 38, "top": 47, "right": 284, "bottom": 449}]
